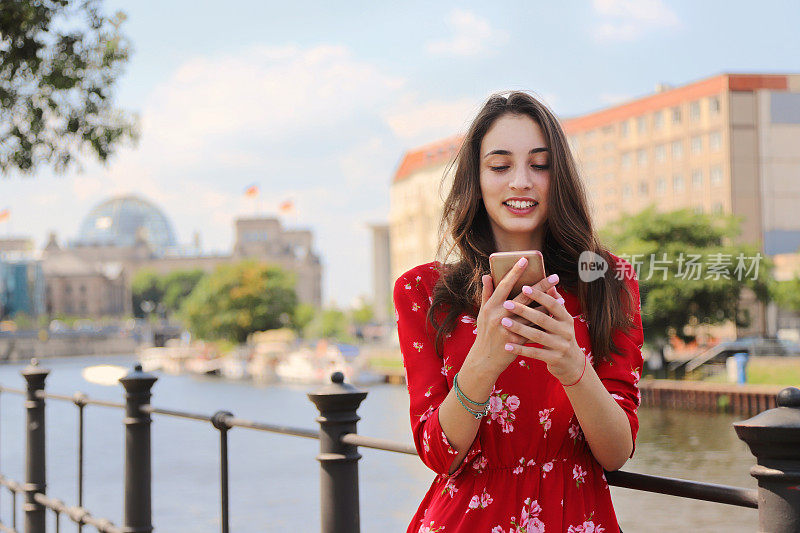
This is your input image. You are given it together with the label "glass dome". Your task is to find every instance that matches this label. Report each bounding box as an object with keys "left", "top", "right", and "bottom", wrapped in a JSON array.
[{"left": 75, "top": 195, "right": 177, "bottom": 253}]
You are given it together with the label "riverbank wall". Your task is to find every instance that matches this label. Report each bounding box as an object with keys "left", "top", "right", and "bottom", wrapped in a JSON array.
[
  {"left": 0, "top": 336, "right": 139, "bottom": 361},
  {"left": 639, "top": 379, "right": 783, "bottom": 417}
]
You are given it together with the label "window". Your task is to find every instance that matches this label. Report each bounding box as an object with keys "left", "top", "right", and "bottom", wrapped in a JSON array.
[
  {"left": 637, "top": 149, "right": 648, "bottom": 166},
  {"left": 655, "top": 144, "right": 666, "bottom": 163},
  {"left": 691, "top": 135, "right": 703, "bottom": 154},
  {"left": 621, "top": 153, "right": 632, "bottom": 169},
  {"left": 713, "top": 202, "right": 724, "bottom": 213},
  {"left": 620, "top": 121, "right": 629, "bottom": 137},
  {"left": 586, "top": 130, "right": 597, "bottom": 140},
  {"left": 637, "top": 116, "right": 647, "bottom": 134},
  {"left": 692, "top": 169, "right": 703, "bottom": 189},
  {"left": 606, "top": 187, "right": 617, "bottom": 196},
  {"left": 672, "top": 140, "right": 683, "bottom": 160},
  {"left": 603, "top": 173, "right": 614, "bottom": 182},
  {"left": 656, "top": 176, "right": 666, "bottom": 195},
  {"left": 585, "top": 146, "right": 596, "bottom": 156},
  {"left": 639, "top": 181, "right": 649, "bottom": 196},
  {"left": 653, "top": 110, "right": 664, "bottom": 130},
  {"left": 673, "top": 173, "right": 685, "bottom": 192},
  {"left": 693, "top": 205, "right": 704, "bottom": 214},
  {"left": 603, "top": 157, "right": 615, "bottom": 166},
  {"left": 622, "top": 184, "right": 632, "bottom": 198},
  {"left": 690, "top": 101, "right": 701, "bottom": 122},
  {"left": 710, "top": 166, "right": 723, "bottom": 185},
  {"left": 709, "top": 131, "right": 721, "bottom": 151},
  {"left": 671, "top": 106, "right": 681, "bottom": 124},
  {"left": 709, "top": 96, "right": 721, "bottom": 114},
  {"left": 602, "top": 141, "right": 615, "bottom": 151},
  {"left": 602, "top": 125, "right": 614, "bottom": 135}
]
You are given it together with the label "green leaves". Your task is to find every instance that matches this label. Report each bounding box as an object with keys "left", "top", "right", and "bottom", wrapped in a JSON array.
[
  {"left": 0, "top": 0, "right": 137, "bottom": 174},
  {"left": 181, "top": 261, "right": 299, "bottom": 344},
  {"left": 601, "top": 206, "right": 773, "bottom": 345}
]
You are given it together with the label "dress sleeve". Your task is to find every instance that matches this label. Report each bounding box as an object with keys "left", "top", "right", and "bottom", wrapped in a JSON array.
[
  {"left": 394, "top": 270, "right": 482, "bottom": 477},
  {"left": 594, "top": 258, "right": 644, "bottom": 459}
]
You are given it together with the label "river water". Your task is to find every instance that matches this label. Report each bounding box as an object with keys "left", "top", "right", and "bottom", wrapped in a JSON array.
[{"left": 0, "top": 354, "right": 759, "bottom": 532}]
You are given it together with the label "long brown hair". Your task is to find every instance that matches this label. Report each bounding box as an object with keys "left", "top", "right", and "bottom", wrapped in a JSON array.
[{"left": 427, "top": 91, "right": 634, "bottom": 364}]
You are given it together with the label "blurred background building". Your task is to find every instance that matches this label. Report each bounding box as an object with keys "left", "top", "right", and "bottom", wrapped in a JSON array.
[
  {"left": 2, "top": 194, "right": 322, "bottom": 320},
  {"left": 378, "top": 72, "right": 800, "bottom": 337},
  {"left": 562, "top": 73, "right": 800, "bottom": 254}
]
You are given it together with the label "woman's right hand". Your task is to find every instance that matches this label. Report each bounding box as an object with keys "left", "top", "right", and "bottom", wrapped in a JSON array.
[{"left": 465, "top": 256, "right": 561, "bottom": 379}]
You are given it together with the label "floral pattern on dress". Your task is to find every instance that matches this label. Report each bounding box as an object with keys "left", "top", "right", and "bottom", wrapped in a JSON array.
[
  {"left": 487, "top": 390, "right": 521, "bottom": 433},
  {"left": 460, "top": 315, "right": 478, "bottom": 335},
  {"left": 395, "top": 258, "right": 643, "bottom": 533},
  {"left": 538, "top": 408, "right": 554, "bottom": 438},
  {"left": 466, "top": 489, "right": 493, "bottom": 512},
  {"left": 573, "top": 464, "right": 587, "bottom": 488},
  {"left": 491, "top": 498, "right": 545, "bottom": 533},
  {"left": 418, "top": 520, "right": 445, "bottom": 533},
  {"left": 567, "top": 512, "right": 604, "bottom": 533}
]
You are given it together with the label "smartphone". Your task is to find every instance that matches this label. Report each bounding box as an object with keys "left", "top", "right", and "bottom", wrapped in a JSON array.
[{"left": 489, "top": 250, "right": 547, "bottom": 297}]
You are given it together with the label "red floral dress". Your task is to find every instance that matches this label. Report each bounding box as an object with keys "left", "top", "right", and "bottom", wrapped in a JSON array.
[{"left": 394, "top": 255, "right": 644, "bottom": 533}]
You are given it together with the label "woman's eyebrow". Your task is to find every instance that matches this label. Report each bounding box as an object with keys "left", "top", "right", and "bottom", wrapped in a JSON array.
[{"left": 483, "top": 147, "right": 550, "bottom": 158}]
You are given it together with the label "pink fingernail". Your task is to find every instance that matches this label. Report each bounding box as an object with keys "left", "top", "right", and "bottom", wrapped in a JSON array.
[
  {"left": 503, "top": 300, "right": 514, "bottom": 310},
  {"left": 557, "top": 297, "right": 565, "bottom": 305},
  {"left": 505, "top": 343, "right": 514, "bottom": 352},
  {"left": 547, "top": 274, "right": 559, "bottom": 284},
  {"left": 522, "top": 286, "right": 533, "bottom": 295},
  {"left": 516, "top": 257, "right": 528, "bottom": 267},
  {"left": 501, "top": 317, "right": 513, "bottom": 327}
]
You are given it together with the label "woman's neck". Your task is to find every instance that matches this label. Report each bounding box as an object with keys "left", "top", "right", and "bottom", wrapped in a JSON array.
[{"left": 493, "top": 229, "right": 544, "bottom": 253}]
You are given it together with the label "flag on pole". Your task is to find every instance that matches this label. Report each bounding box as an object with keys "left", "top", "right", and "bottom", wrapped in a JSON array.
[
  {"left": 0, "top": 208, "right": 9, "bottom": 222},
  {"left": 244, "top": 184, "right": 259, "bottom": 197},
  {"left": 279, "top": 199, "right": 295, "bottom": 214}
]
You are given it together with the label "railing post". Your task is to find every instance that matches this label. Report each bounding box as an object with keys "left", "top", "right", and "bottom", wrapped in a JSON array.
[
  {"left": 119, "top": 364, "right": 157, "bottom": 533},
  {"left": 308, "top": 372, "right": 367, "bottom": 533},
  {"left": 22, "top": 358, "right": 49, "bottom": 533},
  {"left": 734, "top": 387, "right": 800, "bottom": 532}
]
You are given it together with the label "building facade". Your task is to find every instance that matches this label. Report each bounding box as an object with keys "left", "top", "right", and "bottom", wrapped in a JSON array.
[
  {"left": 0, "top": 254, "right": 45, "bottom": 319},
  {"left": 389, "top": 135, "right": 462, "bottom": 282},
  {"left": 562, "top": 73, "right": 800, "bottom": 254},
  {"left": 40, "top": 195, "right": 323, "bottom": 318}
]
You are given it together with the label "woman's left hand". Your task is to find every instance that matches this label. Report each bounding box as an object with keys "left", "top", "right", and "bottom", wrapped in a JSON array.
[{"left": 500, "top": 286, "right": 586, "bottom": 385}]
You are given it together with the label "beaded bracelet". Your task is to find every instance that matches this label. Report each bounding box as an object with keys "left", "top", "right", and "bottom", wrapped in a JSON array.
[{"left": 453, "top": 372, "right": 490, "bottom": 419}]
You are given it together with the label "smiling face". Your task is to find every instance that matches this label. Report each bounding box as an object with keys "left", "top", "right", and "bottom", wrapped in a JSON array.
[{"left": 479, "top": 113, "right": 550, "bottom": 252}]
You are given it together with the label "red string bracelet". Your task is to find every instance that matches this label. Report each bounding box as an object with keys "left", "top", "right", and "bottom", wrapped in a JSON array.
[{"left": 563, "top": 355, "right": 587, "bottom": 387}]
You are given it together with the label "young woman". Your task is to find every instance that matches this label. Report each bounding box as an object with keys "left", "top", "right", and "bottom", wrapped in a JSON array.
[{"left": 393, "top": 92, "right": 644, "bottom": 532}]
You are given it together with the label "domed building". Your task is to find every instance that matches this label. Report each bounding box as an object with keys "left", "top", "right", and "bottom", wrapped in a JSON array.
[
  {"left": 74, "top": 195, "right": 177, "bottom": 255},
  {"left": 39, "top": 194, "right": 322, "bottom": 318}
]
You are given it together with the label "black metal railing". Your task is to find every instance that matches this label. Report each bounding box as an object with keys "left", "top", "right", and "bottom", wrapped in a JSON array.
[{"left": 0, "top": 359, "right": 798, "bottom": 533}]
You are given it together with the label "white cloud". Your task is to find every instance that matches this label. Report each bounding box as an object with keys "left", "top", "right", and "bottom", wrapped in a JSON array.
[
  {"left": 426, "top": 9, "right": 508, "bottom": 57},
  {"left": 383, "top": 95, "right": 477, "bottom": 146},
  {"left": 599, "top": 93, "right": 632, "bottom": 105},
  {"left": 592, "top": 0, "right": 680, "bottom": 42},
  {"left": 57, "top": 44, "right": 416, "bottom": 304}
]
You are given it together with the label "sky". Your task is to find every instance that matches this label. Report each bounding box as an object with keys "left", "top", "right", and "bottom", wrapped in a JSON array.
[{"left": 1, "top": 0, "right": 799, "bottom": 307}]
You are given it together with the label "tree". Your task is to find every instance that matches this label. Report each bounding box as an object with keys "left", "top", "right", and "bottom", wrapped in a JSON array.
[
  {"left": 771, "top": 276, "right": 800, "bottom": 314},
  {"left": 291, "top": 302, "right": 316, "bottom": 337},
  {"left": 304, "top": 307, "right": 352, "bottom": 342},
  {"left": 131, "top": 269, "right": 163, "bottom": 318},
  {"left": 0, "top": 0, "right": 137, "bottom": 174},
  {"left": 181, "top": 261, "right": 298, "bottom": 344},
  {"left": 600, "top": 206, "right": 772, "bottom": 348},
  {"left": 351, "top": 300, "right": 374, "bottom": 326},
  {"left": 161, "top": 269, "right": 205, "bottom": 314}
]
